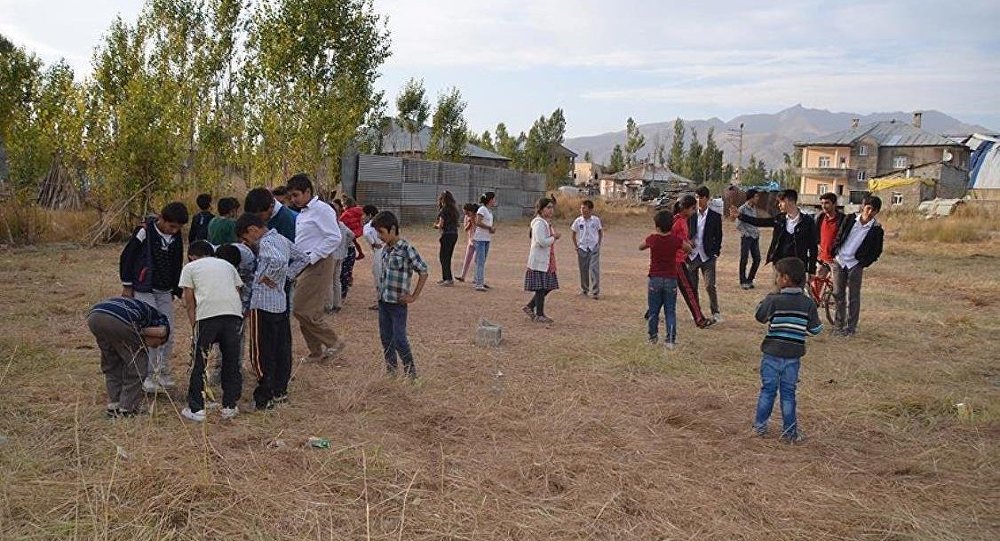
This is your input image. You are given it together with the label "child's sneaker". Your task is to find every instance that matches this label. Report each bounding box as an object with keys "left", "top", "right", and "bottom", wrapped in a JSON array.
[
  {"left": 648, "top": 335, "right": 658, "bottom": 345},
  {"left": 105, "top": 402, "right": 120, "bottom": 417},
  {"left": 272, "top": 393, "right": 289, "bottom": 404},
  {"left": 142, "top": 377, "right": 164, "bottom": 393},
  {"left": 254, "top": 401, "right": 275, "bottom": 412},
  {"left": 220, "top": 406, "right": 239, "bottom": 420},
  {"left": 664, "top": 341, "right": 676, "bottom": 351},
  {"left": 181, "top": 407, "right": 206, "bottom": 423},
  {"left": 781, "top": 431, "right": 805, "bottom": 444},
  {"left": 752, "top": 425, "right": 768, "bottom": 437},
  {"left": 712, "top": 313, "right": 723, "bottom": 323}
]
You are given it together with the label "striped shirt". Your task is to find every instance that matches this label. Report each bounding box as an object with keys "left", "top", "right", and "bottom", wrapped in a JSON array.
[
  {"left": 755, "top": 287, "right": 823, "bottom": 358},
  {"left": 89, "top": 297, "right": 170, "bottom": 333},
  {"left": 250, "top": 230, "right": 309, "bottom": 313},
  {"left": 378, "top": 238, "right": 428, "bottom": 304}
]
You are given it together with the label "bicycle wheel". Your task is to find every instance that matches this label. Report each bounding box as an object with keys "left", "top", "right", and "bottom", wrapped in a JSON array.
[{"left": 821, "top": 280, "right": 836, "bottom": 326}]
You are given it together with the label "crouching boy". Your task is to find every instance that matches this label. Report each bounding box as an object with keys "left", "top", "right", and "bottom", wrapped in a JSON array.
[
  {"left": 752, "top": 257, "right": 823, "bottom": 442},
  {"left": 236, "top": 213, "right": 308, "bottom": 410},
  {"left": 87, "top": 297, "right": 170, "bottom": 417},
  {"left": 179, "top": 241, "right": 245, "bottom": 422},
  {"left": 372, "top": 211, "right": 428, "bottom": 379}
]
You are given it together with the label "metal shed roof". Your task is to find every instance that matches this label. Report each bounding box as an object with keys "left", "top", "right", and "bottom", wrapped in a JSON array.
[
  {"left": 380, "top": 118, "right": 511, "bottom": 161},
  {"left": 796, "top": 120, "right": 962, "bottom": 148}
]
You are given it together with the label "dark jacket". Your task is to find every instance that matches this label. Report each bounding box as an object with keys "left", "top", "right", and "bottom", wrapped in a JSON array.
[
  {"left": 738, "top": 211, "right": 818, "bottom": 274},
  {"left": 269, "top": 204, "right": 297, "bottom": 243},
  {"left": 188, "top": 210, "right": 214, "bottom": 243},
  {"left": 832, "top": 214, "right": 884, "bottom": 269},
  {"left": 687, "top": 208, "right": 723, "bottom": 259},
  {"left": 119, "top": 217, "right": 184, "bottom": 297}
]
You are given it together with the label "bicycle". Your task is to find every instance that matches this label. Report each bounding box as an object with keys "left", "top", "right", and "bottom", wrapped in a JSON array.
[{"left": 810, "top": 264, "right": 836, "bottom": 325}]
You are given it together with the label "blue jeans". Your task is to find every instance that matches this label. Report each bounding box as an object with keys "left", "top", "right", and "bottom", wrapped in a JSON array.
[
  {"left": 646, "top": 277, "right": 677, "bottom": 343},
  {"left": 754, "top": 354, "right": 801, "bottom": 438},
  {"left": 378, "top": 301, "right": 415, "bottom": 377},
  {"left": 473, "top": 240, "right": 490, "bottom": 286}
]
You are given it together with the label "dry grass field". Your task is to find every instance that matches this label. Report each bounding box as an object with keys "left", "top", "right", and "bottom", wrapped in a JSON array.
[{"left": 1, "top": 210, "right": 998, "bottom": 540}]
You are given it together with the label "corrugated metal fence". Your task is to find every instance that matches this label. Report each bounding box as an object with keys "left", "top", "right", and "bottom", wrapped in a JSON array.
[{"left": 344, "top": 153, "right": 546, "bottom": 224}]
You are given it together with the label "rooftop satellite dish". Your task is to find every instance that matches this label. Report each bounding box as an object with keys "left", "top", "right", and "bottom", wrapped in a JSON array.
[{"left": 943, "top": 150, "right": 954, "bottom": 161}]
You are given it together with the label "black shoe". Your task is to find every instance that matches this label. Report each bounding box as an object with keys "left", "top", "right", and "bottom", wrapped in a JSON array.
[{"left": 272, "top": 393, "right": 289, "bottom": 404}]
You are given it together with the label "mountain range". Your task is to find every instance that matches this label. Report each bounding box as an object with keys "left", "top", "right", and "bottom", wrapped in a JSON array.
[{"left": 564, "top": 105, "right": 995, "bottom": 171}]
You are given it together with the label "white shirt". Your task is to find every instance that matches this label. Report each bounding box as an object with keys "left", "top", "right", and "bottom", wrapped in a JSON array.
[
  {"left": 526, "top": 217, "right": 556, "bottom": 271},
  {"left": 785, "top": 212, "right": 801, "bottom": 235},
  {"left": 178, "top": 257, "right": 244, "bottom": 321},
  {"left": 836, "top": 217, "right": 875, "bottom": 270},
  {"left": 363, "top": 222, "right": 383, "bottom": 250},
  {"left": 689, "top": 208, "right": 709, "bottom": 261},
  {"left": 295, "top": 196, "right": 342, "bottom": 264},
  {"left": 472, "top": 206, "right": 494, "bottom": 242},
  {"left": 571, "top": 215, "right": 602, "bottom": 251}
]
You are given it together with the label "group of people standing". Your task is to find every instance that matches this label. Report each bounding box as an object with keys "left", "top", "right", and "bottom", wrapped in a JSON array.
[{"left": 86, "top": 176, "right": 885, "bottom": 441}]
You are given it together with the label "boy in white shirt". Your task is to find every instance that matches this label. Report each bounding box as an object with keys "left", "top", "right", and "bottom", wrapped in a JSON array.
[
  {"left": 178, "top": 241, "right": 244, "bottom": 422},
  {"left": 361, "top": 205, "right": 383, "bottom": 310},
  {"left": 571, "top": 200, "right": 603, "bottom": 299}
]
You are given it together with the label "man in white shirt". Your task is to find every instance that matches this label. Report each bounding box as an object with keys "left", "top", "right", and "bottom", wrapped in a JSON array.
[
  {"left": 287, "top": 174, "right": 347, "bottom": 361},
  {"left": 686, "top": 186, "right": 724, "bottom": 321},
  {"left": 571, "top": 200, "right": 603, "bottom": 299},
  {"left": 830, "top": 196, "right": 884, "bottom": 337}
]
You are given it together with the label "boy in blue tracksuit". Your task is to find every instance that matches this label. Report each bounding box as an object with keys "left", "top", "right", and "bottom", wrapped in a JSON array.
[{"left": 752, "top": 257, "right": 823, "bottom": 443}]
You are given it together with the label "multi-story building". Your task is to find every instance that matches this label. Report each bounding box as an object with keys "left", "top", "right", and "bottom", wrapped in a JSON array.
[{"left": 795, "top": 113, "right": 969, "bottom": 200}]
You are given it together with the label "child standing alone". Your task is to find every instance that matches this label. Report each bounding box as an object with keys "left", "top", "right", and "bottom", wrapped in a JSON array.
[
  {"left": 373, "top": 211, "right": 429, "bottom": 379},
  {"left": 752, "top": 257, "right": 823, "bottom": 442},
  {"left": 640, "top": 210, "right": 682, "bottom": 349}
]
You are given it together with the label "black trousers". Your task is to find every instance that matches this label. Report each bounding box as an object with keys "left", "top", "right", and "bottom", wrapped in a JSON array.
[
  {"left": 188, "top": 315, "right": 243, "bottom": 411},
  {"left": 247, "top": 309, "right": 292, "bottom": 407},
  {"left": 439, "top": 232, "right": 458, "bottom": 281}
]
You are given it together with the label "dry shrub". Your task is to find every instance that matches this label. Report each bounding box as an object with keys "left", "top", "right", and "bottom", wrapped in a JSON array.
[
  {"left": 881, "top": 205, "right": 1000, "bottom": 243},
  {"left": 0, "top": 198, "right": 51, "bottom": 245},
  {"left": 551, "top": 195, "right": 649, "bottom": 225}
]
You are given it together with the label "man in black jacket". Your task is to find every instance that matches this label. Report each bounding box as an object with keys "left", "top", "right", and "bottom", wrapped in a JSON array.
[
  {"left": 687, "top": 186, "right": 724, "bottom": 321},
  {"left": 830, "top": 195, "right": 884, "bottom": 336},
  {"left": 732, "top": 189, "right": 818, "bottom": 278}
]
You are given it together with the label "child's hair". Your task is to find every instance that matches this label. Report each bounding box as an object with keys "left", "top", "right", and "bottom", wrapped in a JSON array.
[
  {"left": 362, "top": 204, "right": 379, "bottom": 217},
  {"left": 161, "top": 202, "right": 190, "bottom": 225},
  {"left": 438, "top": 190, "right": 456, "bottom": 209},
  {"left": 779, "top": 189, "right": 798, "bottom": 203},
  {"left": 196, "top": 193, "right": 212, "bottom": 211},
  {"left": 480, "top": 191, "right": 496, "bottom": 205},
  {"left": 745, "top": 188, "right": 758, "bottom": 201},
  {"left": 286, "top": 173, "right": 313, "bottom": 194},
  {"left": 675, "top": 194, "right": 697, "bottom": 213},
  {"left": 215, "top": 244, "right": 241, "bottom": 268},
  {"left": 695, "top": 186, "right": 710, "bottom": 198},
  {"left": 218, "top": 197, "right": 240, "bottom": 216},
  {"left": 271, "top": 185, "right": 289, "bottom": 197},
  {"left": 581, "top": 199, "right": 594, "bottom": 210},
  {"left": 244, "top": 187, "right": 274, "bottom": 213},
  {"left": 819, "top": 192, "right": 837, "bottom": 204},
  {"left": 535, "top": 197, "right": 554, "bottom": 215},
  {"left": 863, "top": 195, "right": 882, "bottom": 212},
  {"left": 188, "top": 240, "right": 215, "bottom": 258},
  {"left": 774, "top": 257, "right": 806, "bottom": 287},
  {"left": 463, "top": 203, "right": 479, "bottom": 214},
  {"left": 653, "top": 209, "right": 673, "bottom": 232},
  {"left": 234, "top": 212, "right": 265, "bottom": 237},
  {"left": 371, "top": 210, "right": 399, "bottom": 235},
  {"left": 344, "top": 196, "right": 356, "bottom": 207}
]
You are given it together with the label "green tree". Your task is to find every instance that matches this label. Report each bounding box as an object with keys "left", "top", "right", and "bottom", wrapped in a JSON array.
[
  {"left": 395, "top": 77, "right": 429, "bottom": 156},
  {"left": 479, "top": 130, "right": 494, "bottom": 152},
  {"left": 667, "top": 118, "right": 685, "bottom": 173},
  {"left": 700, "top": 127, "right": 724, "bottom": 182},
  {"left": 741, "top": 154, "right": 768, "bottom": 185},
  {"left": 685, "top": 128, "right": 704, "bottom": 182},
  {"left": 608, "top": 144, "right": 625, "bottom": 173},
  {"left": 0, "top": 34, "right": 43, "bottom": 187},
  {"left": 624, "top": 117, "right": 645, "bottom": 167},
  {"left": 426, "top": 87, "right": 468, "bottom": 162},
  {"left": 583, "top": 150, "right": 592, "bottom": 163}
]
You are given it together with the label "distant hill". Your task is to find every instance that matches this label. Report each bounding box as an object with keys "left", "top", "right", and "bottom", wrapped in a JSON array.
[{"left": 565, "top": 105, "right": 994, "bottom": 170}]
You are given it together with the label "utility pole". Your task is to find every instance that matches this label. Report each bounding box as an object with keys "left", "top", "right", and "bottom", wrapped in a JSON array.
[{"left": 726, "top": 122, "right": 744, "bottom": 183}]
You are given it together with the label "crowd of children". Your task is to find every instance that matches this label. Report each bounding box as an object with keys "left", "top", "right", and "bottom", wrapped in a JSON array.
[{"left": 90, "top": 179, "right": 882, "bottom": 441}]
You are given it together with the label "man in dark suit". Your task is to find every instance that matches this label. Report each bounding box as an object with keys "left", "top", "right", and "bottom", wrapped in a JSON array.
[
  {"left": 687, "top": 186, "right": 724, "bottom": 322},
  {"left": 731, "top": 188, "right": 818, "bottom": 280}
]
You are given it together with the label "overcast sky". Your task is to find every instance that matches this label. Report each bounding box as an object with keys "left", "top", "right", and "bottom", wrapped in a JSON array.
[{"left": 2, "top": 0, "right": 998, "bottom": 137}]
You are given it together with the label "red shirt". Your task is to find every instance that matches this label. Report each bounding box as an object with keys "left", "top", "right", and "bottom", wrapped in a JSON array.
[
  {"left": 818, "top": 212, "right": 840, "bottom": 262},
  {"left": 670, "top": 214, "right": 690, "bottom": 264},
  {"left": 340, "top": 206, "right": 365, "bottom": 237},
  {"left": 646, "top": 233, "right": 681, "bottom": 278}
]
